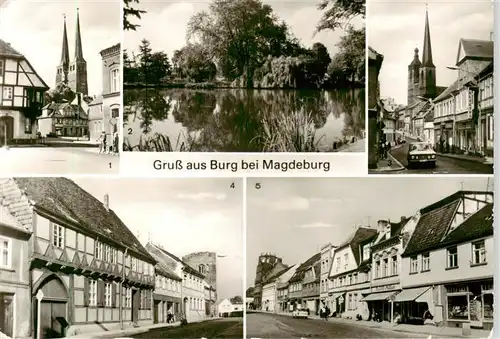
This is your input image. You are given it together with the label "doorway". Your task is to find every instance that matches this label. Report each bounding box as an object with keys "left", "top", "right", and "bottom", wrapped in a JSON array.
[
  {"left": 33, "top": 275, "right": 68, "bottom": 339},
  {"left": 0, "top": 116, "right": 14, "bottom": 142},
  {"left": 0, "top": 293, "right": 13, "bottom": 337},
  {"left": 131, "top": 289, "right": 139, "bottom": 324}
]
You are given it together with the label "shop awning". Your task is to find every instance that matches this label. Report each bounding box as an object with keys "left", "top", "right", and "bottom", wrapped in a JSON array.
[
  {"left": 329, "top": 293, "right": 343, "bottom": 300},
  {"left": 360, "top": 291, "right": 398, "bottom": 302},
  {"left": 393, "top": 287, "right": 430, "bottom": 302}
]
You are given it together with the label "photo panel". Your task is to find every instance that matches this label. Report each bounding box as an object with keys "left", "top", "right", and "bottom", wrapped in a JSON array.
[
  {"left": 246, "top": 177, "right": 494, "bottom": 338},
  {"left": 0, "top": 0, "right": 121, "bottom": 175},
  {"left": 123, "top": 0, "right": 365, "bottom": 153},
  {"left": 367, "top": 0, "right": 494, "bottom": 175},
  {"left": 0, "top": 176, "right": 243, "bottom": 338}
]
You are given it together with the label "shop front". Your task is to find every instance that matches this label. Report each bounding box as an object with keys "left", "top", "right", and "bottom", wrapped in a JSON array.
[
  {"left": 392, "top": 286, "right": 436, "bottom": 325},
  {"left": 445, "top": 280, "right": 493, "bottom": 330},
  {"left": 360, "top": 290, "right": 399, "bottom": 322}
]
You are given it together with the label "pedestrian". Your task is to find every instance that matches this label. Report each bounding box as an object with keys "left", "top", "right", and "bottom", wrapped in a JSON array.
[
  {"left": 97, "top": 131, "right": 107, "bottom": 154},
  {"left": 113, "top": 131, "right": 119, "bottom": 155},
  {"left": 325, "top": 305, "right": 330, "bottom": 321}
]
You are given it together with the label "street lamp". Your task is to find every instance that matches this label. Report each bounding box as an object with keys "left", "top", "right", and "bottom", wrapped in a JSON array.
[{"left": 447, "top": 66, "right": 482, "bottom": 154}]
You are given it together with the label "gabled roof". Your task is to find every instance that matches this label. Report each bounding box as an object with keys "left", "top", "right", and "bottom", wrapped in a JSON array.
[
  {"left": 457, "top": 38, "right": 494, "bottom": 64},
  {"left": 403, "top": 191, "right": 492, "bottom": 256},
  {"left": 154, "top": 262, "right": 182, "bottom": 281},
  {"left": 288, "top": 252, "right": 320, "bottom": 283},
  {"left": 441, "top": 203, "right": 493, "bottom": 246},
  {"left": 433, "top": 79, "right": 460, "bottom": 103},
  {"left": 337, "top": 227, "right": 378, "bottom": 266},
  {"left": 265, "top": 264, "right": 293, "bottom": 282},
  {"left": 12, "top": 178, "right": 154, "bottom": 262},
  {"left": 149, "top": 242, "right": 205, "bottom": 279},
  {"left": 0, "top": 39, "right": 23, "bottom": 58},
  {"left": 372, "top": 218, "right": 410, "bottom": 251}
]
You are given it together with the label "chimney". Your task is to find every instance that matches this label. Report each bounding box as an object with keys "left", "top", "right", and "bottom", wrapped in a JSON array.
[{"left": 103, "top": 194, "right": 109, "bottom": 211}]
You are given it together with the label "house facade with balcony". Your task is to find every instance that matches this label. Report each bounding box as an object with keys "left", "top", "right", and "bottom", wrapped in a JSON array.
[
  {"left": 0, "top": 40, "right": 48, "bottom": 142},
  {"left": 327, "top": 227, "right": 377, "bottom": 318},
  {"left": 0, "top": 205, "right": 31, "bottom": 338},
  {"left": 399, "top": 191, "right": 494, "bottom": 330},
  {"left": 0, "top": 178, "right": 156, "bottom": 338}
]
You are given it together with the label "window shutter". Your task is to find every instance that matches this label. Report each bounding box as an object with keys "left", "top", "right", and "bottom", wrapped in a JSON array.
[
  {"left": 84, "top": 277, "right": 89, "bottom": 307},
  {"left": 112, "top": 282, "right": 117, "bottom": 308},
  {"left": 97, "top": 280, "right": 105, "bottom": 307}
]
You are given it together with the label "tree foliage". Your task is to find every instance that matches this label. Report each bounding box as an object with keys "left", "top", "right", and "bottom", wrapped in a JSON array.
[
  {"left": 123, "top": 0, "right": 146, "bottom": 31},
  {"left": 187, "top": 0, "right": 302, "bottom": 87},
  {"left": 45, "top": 82, "right": 76, "bottom": 103},
  {"left": 135, "top": 39, "right": 172, "bottom": 85},
  {"left": 172, "top": 44, "right": 217, "bottom": 82},
  {"left": 317, "top": 0, "right": 365, "bottom": 32},
  {"left": 230, "top": 295, "right": 243, "bottom": 304}
]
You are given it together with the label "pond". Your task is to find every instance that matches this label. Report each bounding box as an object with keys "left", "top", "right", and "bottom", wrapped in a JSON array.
[{"left": 123, "top": 88, "right": 365, "bottom": 152}]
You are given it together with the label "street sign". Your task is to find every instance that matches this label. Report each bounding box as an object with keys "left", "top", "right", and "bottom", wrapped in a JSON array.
[
  {"left": 338, "top": 296, "right": 344, "bottom": 304},
  {"left": 36, "top": 290, "right": 44, "bottom": 301}
]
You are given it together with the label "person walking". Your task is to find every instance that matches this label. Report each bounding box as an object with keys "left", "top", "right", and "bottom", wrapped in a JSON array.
[
  {"left": 97, "top": 131, "right": 107, "bottom": 154},
  {"left": 113, "top": 131, "right": 119, "bottom": 155}
]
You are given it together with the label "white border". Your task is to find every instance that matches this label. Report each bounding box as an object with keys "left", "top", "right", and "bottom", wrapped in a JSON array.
[
  {"left": 242, "top": 176, "right": 247, "bottom": 339},
  {"left": 493, "top": 1, "right": 499, "bottom": 338}
]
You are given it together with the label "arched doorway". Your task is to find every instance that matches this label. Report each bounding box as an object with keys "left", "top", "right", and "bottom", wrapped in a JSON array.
[
  {"left": 0, "top": 116, "right": 14, "bottom": 142},
  {"left": 33, "top": 275, "right": 69, "bottom": 339},
  {"left": 183, "top": 297, "right": 189, "bottom": 322}
]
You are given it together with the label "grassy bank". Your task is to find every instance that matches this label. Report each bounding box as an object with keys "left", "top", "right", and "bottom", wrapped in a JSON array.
[
  {"left": 124, "top": 81, "right": 364, "bottom": 90},
  {"left": 123, "top": 132, "right": 195, "bottom": 152}
]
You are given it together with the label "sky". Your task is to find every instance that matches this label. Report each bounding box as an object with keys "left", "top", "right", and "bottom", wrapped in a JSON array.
[
  {"left": 368, "top": 0, "right": 494, "bottom": 105},
  {"left": 124, "top": 0, "right": 361, "bottom": 62},
  {"left": 246, "top": 176, "right": 492, "bottom": 287},
  {"left": 72, "top": 177, "right": 244, "bottom": 301},
  {"left": 0, "top": 0, "right": 120, "bottom": 96}
]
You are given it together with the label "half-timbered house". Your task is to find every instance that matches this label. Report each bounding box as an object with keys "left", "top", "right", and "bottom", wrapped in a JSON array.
[
  {"left": 0, "top": 178, "right": 156, "bottom": 338},
  {"left": 0, "top": 40, "right": 48, "bottom": 142}
]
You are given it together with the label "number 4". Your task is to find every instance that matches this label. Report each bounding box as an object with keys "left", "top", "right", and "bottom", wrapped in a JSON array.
[{"left": 230, "top": 182, "right": 235, "bottom": 188}]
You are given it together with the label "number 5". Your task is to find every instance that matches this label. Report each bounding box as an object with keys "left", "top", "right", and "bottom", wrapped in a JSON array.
[{"left": 255, "top": 183, "right": 261, "bottom": 189}]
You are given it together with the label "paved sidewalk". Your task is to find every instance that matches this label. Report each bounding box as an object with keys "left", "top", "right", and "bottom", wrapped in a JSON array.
[
  {"left": 260, "top": 311, "right": 492, "bottom": 338},
  {"left": 68, "top": 322, "right": 181, "bottom": 338},
  {"left": 370, "top": 153, "right": 405, "bottom": 173},
  {"left": 437, "top": 152, "right": 493, "bottom": 165}
]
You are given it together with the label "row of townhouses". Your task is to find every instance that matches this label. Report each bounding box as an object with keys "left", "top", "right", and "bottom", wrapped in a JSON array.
[
  {"left": 249, "top": 190, "right": 494, "bottom": 331},
  {"left": 0, "top": 11, "right": 120, "bottom": 145},
  {"left": 0, "top": 178, "right": 216, "bottom": 339},
  {"left": 370, "top": 7, "right": 494, "bottom": 162}
]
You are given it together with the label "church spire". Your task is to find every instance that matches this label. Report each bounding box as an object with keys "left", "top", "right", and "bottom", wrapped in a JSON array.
[
  {"left": 421, "top": 6, "right": 434, "bottom": 67},
  {"left": 60, "top": 15, "right": 70, "bottom": 68},
  {"left": 74, "top": 8, "right": 84, "bottom": 61}
]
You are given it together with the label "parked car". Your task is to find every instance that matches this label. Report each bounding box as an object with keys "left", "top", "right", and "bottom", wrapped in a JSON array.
[
  {"left": 407, "top": 142, "right": 436, "bottom": 168},
  {"left": 292, "top": 308, "right": 309, "bottom": 319}
]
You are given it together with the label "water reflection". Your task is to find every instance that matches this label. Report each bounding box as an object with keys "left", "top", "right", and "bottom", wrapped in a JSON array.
[{"left": 123, "top": 89, "right": 365, "bottom": 152}]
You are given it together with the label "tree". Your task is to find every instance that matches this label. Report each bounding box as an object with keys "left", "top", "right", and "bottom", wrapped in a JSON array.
[
  {"left": 317, "top": 0, "right": 365, "bottom": 32},
  {"left": 230, "top": 296, "right": 243, "bottom": 304},
  {"left": 138, "top": 39, "right": 153, "bottom": 83},
  {"left": 310, "top": 42, "right": 332, "bottom": 79},
  {"left": 148, "top": 52, "right": 172, "bottom": 85},
  {"left": 123, "top": 0, "right": 146, "bottom": 31},
  {"left": 336, "top": 26, "right": 365, "bottom": 83},
  {"left": 175, "top": 44, "right": 217, "bottom": 82},
  {"left": 187, "top": 0, "right": 302, "bottom": 87},
  {"left": 123, "top": 49, "right": 140, "bottom": 84},
  {"left": 45, "top": 82, "right": 76, "bottom": 103}
]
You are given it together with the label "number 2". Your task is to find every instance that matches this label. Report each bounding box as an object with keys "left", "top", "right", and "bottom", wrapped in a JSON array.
[{"left": 128, "top": 128, "right": 133, "bottom": 135}]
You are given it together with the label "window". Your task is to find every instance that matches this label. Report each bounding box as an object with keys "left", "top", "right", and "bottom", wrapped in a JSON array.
[
  {"left": 421, "top": 253, "right": 430, "bottom": 271},
  {"left": 353, "top": 273, "right": 357, "bottom": 284},
  {"left": 89, "top": 280, "right": 97, "bottom": 306},
  {"left": 105, "top": 283, "right": 112, "bottom": 307},
  {"left": 391, "top": 256, "right": 398, "bottom": 275},
  {"left": 362, "top": 245, "right": 370, "bottom": 261},
  {"left": 383, "top": 258, "right": 388, "bottom": 277},
  {"left": 125, "top": 288, "right": 132, "bottom": 307},
  {"left": 472, "top": 240, "right": 486, "bottom": 264},
  {"left": 52, "top": 224, "right": 64, "bottom": 248},
  {"left": 0, "top": 60, "right": 3, "bottom": 76},
  {"left": 0, "top": 238, "right": 11, "bottom": 268},
  {"left": 110, "top": 68, "right": 120, "bottom": 93},
  {"left": 447, "top": 294, "right": 469, "bottom": 320},
  {"left": 410, "top": 256, "right": 418, "bottom": 273},
  {"left": 375, "top": 261, "right": 380, "bottom": 278},
  {"left": 2, "top": 86, "right": 12, "bottom": 100},
  {"left": 447, "top": 247, "right": 458, "bottom": 268},
  {"left": 24, "top": 117, "right": 32, "bottom": 134},
  {"left": 344, "top": 253, "right": 348, "bottom": 268},
  {"left": 336, "top": 257, "right": 340, "bottom": 272},
  {"left": 95, "top": 242, "right": 103, "bottom": 260},
  {"left": 488, "top": 115, "right": 493, "bottom": 140}
]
